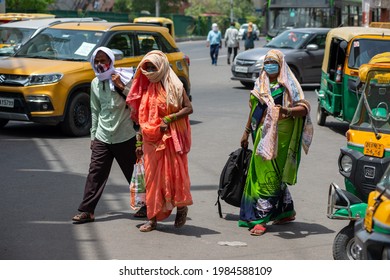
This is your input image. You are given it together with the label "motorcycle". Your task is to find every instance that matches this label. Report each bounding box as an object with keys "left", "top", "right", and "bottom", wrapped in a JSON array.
[
  {"left": 326, "top": 52, "right": 390, "bottom": 260},
  {"left": 354, "top": 163, "right": 390, "bottom": 260}
]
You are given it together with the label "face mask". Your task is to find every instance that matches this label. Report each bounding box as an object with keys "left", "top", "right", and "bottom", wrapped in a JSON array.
[
  {"left": 95, "top": 63, "right": 110, "bottom": 73},
  {"left": 264, "top": 63, "right": 279, "bottom": 75}
]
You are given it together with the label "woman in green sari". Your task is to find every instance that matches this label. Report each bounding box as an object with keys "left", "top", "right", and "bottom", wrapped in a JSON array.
[{"left": 239, "top": 49, "right": 313, "bottom": 236}]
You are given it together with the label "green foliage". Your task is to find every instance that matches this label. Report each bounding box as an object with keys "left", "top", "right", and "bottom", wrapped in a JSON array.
[
  {"left": 130, "top": 0, "right": 189, "bottom": 15},
  {"left": 6, "top": 0, "right": 55, "bottom": 12},
  {"left": 185, "top": 0, "right": 262, "bottom": 35},
  {"left": 113, "top": 0, "right": 131, "bottom": 13}
]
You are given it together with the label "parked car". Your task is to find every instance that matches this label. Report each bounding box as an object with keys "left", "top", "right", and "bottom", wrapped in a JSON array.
[
  {"left": 0, "top": 22, "right": 191, "bottom": 136},
  {"left": 231, "top": 28, "right": 330, "bottom": 88},
  {"left": 237, "top": 23, "right": 260, "bottom": 40},
  {"left": 0, "top": 17, "right": 104, "bottom": 57}
]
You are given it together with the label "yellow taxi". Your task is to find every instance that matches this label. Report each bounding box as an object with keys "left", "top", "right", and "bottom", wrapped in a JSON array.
[
  {"left": 0, "top": 13, "right": 55, "bottom": 24},
  {"left": 0, "top": 21, "right": 191, "bottom": 136}
]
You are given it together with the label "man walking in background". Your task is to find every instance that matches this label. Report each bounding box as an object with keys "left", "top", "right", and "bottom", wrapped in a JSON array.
[{"left": 224, "top": 21, "right": 239, "bottom": 65}]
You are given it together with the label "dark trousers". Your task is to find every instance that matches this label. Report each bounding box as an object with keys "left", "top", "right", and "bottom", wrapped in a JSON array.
[
  {"left": 78, "top": 137, "right": 137, "bottom": 213},
  {"left": 227, "top": 47, "right": 238, "bottom": 62},
  {"left": 209, "top": 44, "right": 220, "bottom": 65}
]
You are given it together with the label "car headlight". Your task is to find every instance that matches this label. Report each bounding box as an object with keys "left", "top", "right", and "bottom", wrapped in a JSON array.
[
  {"left": 253, "top": 55, "right": 265, "bottom": 69},
  {"left": 28, "top": 73, "right": 63, "bottom": 85},
  {"left": 340, "top": 154, "right": 353, "bottom": 173}
]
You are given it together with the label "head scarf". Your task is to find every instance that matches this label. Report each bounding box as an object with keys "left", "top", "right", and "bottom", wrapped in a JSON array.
[
  {"left": 247, "top": 22, "right": 253, "bottom": 35},
  {"left": 212, "top": 23, "right": 218, "bottom": 32},
  {"left": 252, "top": 49, "right": 313, "bottom": 158},
  {"left": 126, "top": 50, "right": 190, "bottom": 154},
  {"left": 90, "top": 47, "right": 134, "bottom": 91}
]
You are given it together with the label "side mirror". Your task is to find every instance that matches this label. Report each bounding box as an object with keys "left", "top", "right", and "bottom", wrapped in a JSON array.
[
  {"left": 306, "top": 44, "right": 318, "bottom": 51},
  {"left": 340, "top": 40, "right": 348, "bottom": 50},
  {"left": 112, "top": 49, "right": 124, "bottom": 61}
]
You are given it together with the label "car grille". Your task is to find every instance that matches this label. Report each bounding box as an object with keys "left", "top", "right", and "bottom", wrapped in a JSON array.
[
  {"left": 0, "top": 74, "right": 29, "bottom": 87},
  {"left": 235, "top": 59, "right": 256, "bottom": 66}
]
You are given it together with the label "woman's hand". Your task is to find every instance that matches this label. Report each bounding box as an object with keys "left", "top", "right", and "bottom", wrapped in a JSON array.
[
  {"left": 136, "top": 146, "right": 143, "bottom": 159},
  {"left": 240, "top": 132, "right": 249, "bottom": 149},
  {"left": 160, "top": 122, "right": 169, "bottom": 133}
]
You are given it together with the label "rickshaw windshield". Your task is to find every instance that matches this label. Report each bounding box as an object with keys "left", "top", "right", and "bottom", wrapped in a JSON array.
[
  {"left": 350, "top": 70, "right": 390, "bottom": 133},
  {"left": 348, "top": 39, "right": 390, "bottom": 69}
]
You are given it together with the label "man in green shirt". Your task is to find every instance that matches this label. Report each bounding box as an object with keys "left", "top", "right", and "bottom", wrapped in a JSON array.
[{"left": 72, "top": 47, "right": 137, "bottom": 224}]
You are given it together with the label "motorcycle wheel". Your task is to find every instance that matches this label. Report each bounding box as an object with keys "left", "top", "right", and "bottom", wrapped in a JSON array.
[{"left": 333, "top": 224, "right": 358, "bottom": 260}]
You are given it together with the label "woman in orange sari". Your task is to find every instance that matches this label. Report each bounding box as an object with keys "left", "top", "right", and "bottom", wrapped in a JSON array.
[{"left": 126, "top": 50, "right": 193, "bottom": 232}]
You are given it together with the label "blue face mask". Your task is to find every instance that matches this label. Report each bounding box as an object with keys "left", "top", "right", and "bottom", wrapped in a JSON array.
[{"left": 263, "top": 63, "right": 279, "bottom": 75}]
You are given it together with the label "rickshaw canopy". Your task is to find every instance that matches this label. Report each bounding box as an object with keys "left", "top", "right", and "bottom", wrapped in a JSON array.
[{"left": 322, "top": 27, "right": 390, "bottom": 73}]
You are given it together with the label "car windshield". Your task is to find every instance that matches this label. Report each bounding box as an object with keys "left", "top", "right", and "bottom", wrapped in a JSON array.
[
  {"left": 15, "top": 28, "right": 104, "bottom": 61},
  {"left": 350, "top": 69, "right": 390, "bottom": 133},
  {"left": 264, "top": 30, "right": 311, "bottom": 49},
  {"left": 348, "top": 39, "right": 390, "bottom": 69}
]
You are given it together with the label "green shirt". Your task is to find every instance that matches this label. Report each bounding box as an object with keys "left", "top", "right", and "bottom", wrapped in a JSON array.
[{"left": 90, "top": 78, "right": 136, "bottom": 144}]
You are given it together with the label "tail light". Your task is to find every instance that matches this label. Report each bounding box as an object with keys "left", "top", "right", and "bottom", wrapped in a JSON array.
[{"left": 184, "top": 54, "right": 190, "bottom": 66}]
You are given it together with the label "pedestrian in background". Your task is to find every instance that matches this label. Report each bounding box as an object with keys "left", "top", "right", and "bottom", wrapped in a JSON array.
[
  {"left": 127, "top": 50, "right": 193, "bottom": 232},
  {"left": 239, "top": 49, "right": 313, "bottom": 236},
  {"left": 243, "top": 22, "right": 257, "bottom": 50},
  {"left": 72, "top": 47, "right": 137, "bottom": 224},
  {"left": 206, "top": 23, "right": 222, "bottom": 66},
  {"left": 224, "top": 21, "right": 239, "bottom": 65}
]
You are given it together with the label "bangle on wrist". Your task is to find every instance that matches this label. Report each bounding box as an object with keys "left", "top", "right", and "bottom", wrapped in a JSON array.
[
  {"left": 136, "top": 141, "right": 143, "bottom": 147},
  {"left": 163, "top": 115, "right": 172, "bottom": 124},
  {"left": 245, "top": 126, "right": 251, "bottom": 134}
]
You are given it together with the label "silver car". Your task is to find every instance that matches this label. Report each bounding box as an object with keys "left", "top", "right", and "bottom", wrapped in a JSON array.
[{"left": 231, "top": 28, "right": 330, "bottom": 88}]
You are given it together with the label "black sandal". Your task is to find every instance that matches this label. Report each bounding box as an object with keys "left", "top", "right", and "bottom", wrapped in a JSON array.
[
  {"left": 72, "top": 212, "right": 95, "bottom": 224},
  {"left": 174, "top": 206, "right": 188, "bottom": 228},
  {"left": 134, "top": 206, "right": 147, "bottom": 218}
]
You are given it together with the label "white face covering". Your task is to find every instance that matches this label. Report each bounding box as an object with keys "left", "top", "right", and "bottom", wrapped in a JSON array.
[{"left": 212, "top": 23, "right": 218, "bottom": 32}]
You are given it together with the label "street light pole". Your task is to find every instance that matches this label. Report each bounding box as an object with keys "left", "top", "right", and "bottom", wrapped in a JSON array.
[
  {"left": 156, "top": 0, "right": 160, "bottom": 17},
  {"left": 230, "top": 0, "right": 234, "bottom": 22}
]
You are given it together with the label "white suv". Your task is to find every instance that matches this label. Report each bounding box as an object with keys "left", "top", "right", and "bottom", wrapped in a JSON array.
[{"left": 0, "top": 17, "right": 104, "bottom": 57}]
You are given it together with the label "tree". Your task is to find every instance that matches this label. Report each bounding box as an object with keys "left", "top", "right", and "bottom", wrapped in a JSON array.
[
  {"left": 128, "top": 0, "right": 189, "bottom": 15},
  {"left": 6, "top": 0, "right": 55, "bottom": 12}
]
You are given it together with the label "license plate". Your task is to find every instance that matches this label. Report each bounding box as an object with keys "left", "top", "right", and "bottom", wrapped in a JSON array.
[
  {"left": 0, "top": 97, "right": 14, "bottom": 108},
  {"left": 364, "top": 141, "right": 384, "bottom": 157},
  {"left": 235, "top": 66, "right": 248, "bottom": 73}
]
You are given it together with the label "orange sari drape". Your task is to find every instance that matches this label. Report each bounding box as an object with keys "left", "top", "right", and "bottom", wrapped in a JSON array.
[{"left": 139, "top": 82, "right": 192, "bottom": 221}]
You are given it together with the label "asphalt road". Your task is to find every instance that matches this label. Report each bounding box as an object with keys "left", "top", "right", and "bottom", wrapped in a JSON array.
[{"left": 0, "top": 39, "right": 351, "bottom": 260}]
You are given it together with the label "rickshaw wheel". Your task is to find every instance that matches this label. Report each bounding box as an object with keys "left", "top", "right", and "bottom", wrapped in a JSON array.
[
  {"left": 333, "top": 224, "right": 358, "bottom": 260},
  {"left": 316, "top": 102, "right": 327, "bottom": 126},
  {"left": 382, "top": 247, "right": 390, "bottom": 260}
]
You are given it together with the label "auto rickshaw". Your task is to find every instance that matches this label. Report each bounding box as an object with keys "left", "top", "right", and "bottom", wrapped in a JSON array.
[
  {"left": 316, "top": 27, "right": 390, "bottom": 126},
  {"left": 354, "top": 163, "right": 390, "bottom": 260},
  {"left": 326, "top": 53, "right": 390, "bottom": 260},
  {"left": 133, "top": 17, "right": 175, "bottom": 39}
]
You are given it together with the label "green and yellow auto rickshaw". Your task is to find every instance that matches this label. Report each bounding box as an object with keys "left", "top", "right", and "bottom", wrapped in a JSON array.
[
  {"left": 327, "top": 53, "right": 390, "bottom": 260},
  {"left": 316, "top": 27, "right": 390, "bottom": 126}
]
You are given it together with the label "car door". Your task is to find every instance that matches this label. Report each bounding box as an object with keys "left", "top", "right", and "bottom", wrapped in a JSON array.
[
  {"left": 301, "top": 33, "right": 327, "bottom": 83},
  {"left": 105, "top": 31, "right": 138, "bottom": 68}
]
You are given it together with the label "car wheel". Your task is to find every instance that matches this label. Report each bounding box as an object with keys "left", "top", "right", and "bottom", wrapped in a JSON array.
[
  {"left": 316, "top": 102, "right": 327, "bottom": 126},
  {"left": 60, "top": 92, "right": 91, "bottom": 137},
  {"left": 289, "top": 66, "right": 301, "bottom": 83},
  {"left": 333, "top": 224, "right": 358, "bottom": 260},
  {"left": 0, "top": 118, "right": 9, "bottom": 128},
  {"left": 240, "top": 81, "right": 254, "bottom": 89}
]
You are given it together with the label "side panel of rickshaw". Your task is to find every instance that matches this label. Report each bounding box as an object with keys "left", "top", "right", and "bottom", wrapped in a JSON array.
[{"left": 316, "top": 27, "right": 390, "bottom": 126}]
